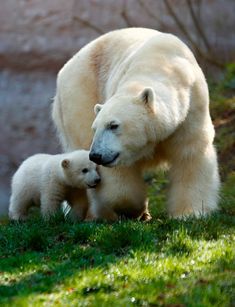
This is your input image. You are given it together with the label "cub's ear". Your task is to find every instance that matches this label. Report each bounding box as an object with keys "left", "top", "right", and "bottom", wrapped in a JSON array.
[
  {"left": 139, "top": 88, "right": 156, "bottom": 112},
  {"left": 61, "top": 159, "right": 70, "bottom": 169},
  {"left": 94, "top": 104, "right": 102, "bottom": 116}
]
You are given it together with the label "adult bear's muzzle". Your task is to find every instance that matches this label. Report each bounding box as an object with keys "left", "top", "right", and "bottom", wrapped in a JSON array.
[
  {"left": 89, "top": 129, "right": 121, "bottom": 166},
  {"left": 89, "top": 150, "right": 119, "bottom": 166}
]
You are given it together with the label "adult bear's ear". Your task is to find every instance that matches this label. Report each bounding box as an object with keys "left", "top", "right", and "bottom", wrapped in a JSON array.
[
  {"left": 61, "top": 159, "right": 70, "bottom": 169},
  {"left": 94, "top": 104, "right": 102, "bottom": 116},
  {"left": 139, "top": 88, "right": 156, "bottom": 112}
]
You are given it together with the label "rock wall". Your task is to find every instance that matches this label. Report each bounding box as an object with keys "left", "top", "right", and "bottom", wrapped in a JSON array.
[{"left": 1, "top": 0, "right": 234, "bottom": 70}]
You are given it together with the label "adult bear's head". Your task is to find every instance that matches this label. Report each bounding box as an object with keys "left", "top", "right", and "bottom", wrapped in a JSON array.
[{"left": 89, "top": 88, "right": 158, "bottom": 167}]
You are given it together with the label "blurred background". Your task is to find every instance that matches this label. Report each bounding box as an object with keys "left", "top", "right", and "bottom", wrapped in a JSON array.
[{"left": 1, "top": 0, "right": 235, "bottom": 215}]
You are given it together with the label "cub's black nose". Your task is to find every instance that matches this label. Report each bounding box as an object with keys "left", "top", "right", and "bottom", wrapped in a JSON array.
[
  {"left": 95, "top": 177, "right": 101, "bottom": 184},
  {"left": 89, "top": 152, "right": 102, "bottom": 165}
]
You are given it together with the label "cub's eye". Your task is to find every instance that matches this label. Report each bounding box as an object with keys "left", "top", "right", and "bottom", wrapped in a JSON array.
[
  {"left": 109, "top": 123, "right": 119, "bottom": 130},
  {"left": 82, "top": 168, "right": 88, "bottom": 174}
]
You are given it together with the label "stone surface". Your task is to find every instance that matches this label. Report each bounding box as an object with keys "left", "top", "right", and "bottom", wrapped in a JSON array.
[
  {"left": 0, "top": 0, "right": 234, "bottom": 69},
  {"left": 0, "top": 70, "right": 58, "bottom": 215}
]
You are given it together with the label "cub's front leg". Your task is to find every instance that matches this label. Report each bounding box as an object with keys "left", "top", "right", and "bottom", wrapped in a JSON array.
[
  {"left": 65, "top": 188, "right": 89, "bottom": 221},
  {"left": 40, "top": 184, "right": 65, "bottom": 219}
]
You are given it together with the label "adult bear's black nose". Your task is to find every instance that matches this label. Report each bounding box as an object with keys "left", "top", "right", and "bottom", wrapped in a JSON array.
[{"left": 89, "top": 151, "right": 103, "bottom": 165}]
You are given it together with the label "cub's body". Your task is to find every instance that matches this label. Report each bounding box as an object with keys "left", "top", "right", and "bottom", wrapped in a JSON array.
[{"left": 9, "top": 151, "right": 100, "bottom": 220}]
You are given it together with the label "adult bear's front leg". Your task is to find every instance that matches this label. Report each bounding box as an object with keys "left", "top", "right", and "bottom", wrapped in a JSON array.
[
  {"left": 167, "top": 144, "right": 220, "bottom": 218},
  {"left": 86, "top": 166, "right": 148, "bottom": 221}
]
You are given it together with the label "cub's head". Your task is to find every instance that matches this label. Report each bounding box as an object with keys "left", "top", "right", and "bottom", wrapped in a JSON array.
[
  {"left": 61, "top": 150, "right": 100, "bottom": 188},
  {"left": 89, "top": 88, "right": 157, "bottom": 167}
]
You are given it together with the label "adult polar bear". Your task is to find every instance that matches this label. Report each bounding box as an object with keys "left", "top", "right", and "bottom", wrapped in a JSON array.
[{"left": 52, "top": 28, "right": 220, "bottom": 219}]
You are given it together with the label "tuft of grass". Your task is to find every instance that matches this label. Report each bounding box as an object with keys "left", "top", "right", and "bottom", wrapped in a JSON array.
[
  {"left": 163, "top": 227, "right": 194, "bottom": 256},
  {"left": 91, "top": 222, "right": 154, "bottom": 255}
]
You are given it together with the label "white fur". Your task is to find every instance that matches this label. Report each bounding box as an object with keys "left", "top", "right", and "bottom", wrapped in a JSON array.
[
  {"left": 9, "top": 150, "right": 100, "bottom": 220},
  {"left": 86, "top": 166, "right": 150, "bottom": 221},
  {"left": 52, "top": 28, "right": 220, "bottom": 219}
]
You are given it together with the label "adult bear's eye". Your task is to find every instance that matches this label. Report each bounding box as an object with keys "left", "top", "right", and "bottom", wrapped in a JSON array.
[
  {"left": 109, "top": 122, "right": 119, "bottom": 130},
  {"left": 82, "top": 168, "right": 88, "bottom": 174}
]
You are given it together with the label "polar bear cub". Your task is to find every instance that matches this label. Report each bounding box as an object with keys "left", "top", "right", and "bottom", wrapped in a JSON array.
[{"left": 9, "top": 150, "right": 100, "bottom": 220}]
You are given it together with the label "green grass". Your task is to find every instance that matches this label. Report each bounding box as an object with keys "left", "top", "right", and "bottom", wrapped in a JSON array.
[
  {"left": 0, "top": 67, "right": 234, "bottom": 306},
  {"left": 0, "top": 182, "right": 234, "bottom": 306}
]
